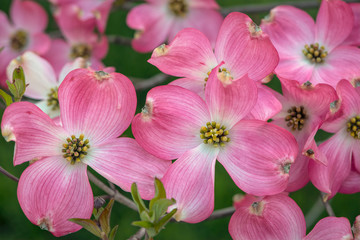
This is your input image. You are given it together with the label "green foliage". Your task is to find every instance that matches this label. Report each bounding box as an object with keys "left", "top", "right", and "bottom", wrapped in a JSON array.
[
  {"left": 6, "top": 66, "right": 27, "bottom": 103},
  {"left": 131, "top": 178, "right": 177, "bottom": 238}
]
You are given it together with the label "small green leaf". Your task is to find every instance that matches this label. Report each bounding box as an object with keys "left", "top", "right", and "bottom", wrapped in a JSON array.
[
  {"left": 69, "top": 218, "right": 102, "bottom": 237},
  {"left": 132, "top": 221, "right": 153, "bottom": 229},
  {"left": 131, "top": 182, "right": 147, "bottom": 213},
  {"left": 140, "top": 211, "right": 152, "bottom": 222},
  {"left": 108, "top": 225, "right": 118, "bottom": 240},
  {"left": 149, "top": 178, "right": 167, "bottom": 210},
  {"left": 99, "top": 199, "right": 114, "bottom": 235},
  {"left": 0, "top": 89, "right": 13, "bottom": 106},
  {"left": 93, "top": 207, "right": 104, "bottom": 220},
  {"left": 6, "top": 80, "right": 17, "bottom": 98},
  {"left": 6, "top": 66, "right": 27, "bottom": 102},
  {"left": 151, "top": 198, "right": 176, "bottom": 221},
  {"left": 155, "top": 208, "right": 177, "bottom": 232}
]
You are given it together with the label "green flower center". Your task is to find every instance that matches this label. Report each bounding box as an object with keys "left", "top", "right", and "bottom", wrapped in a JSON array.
[
  {"left": 302, "top": 43, "right": 328, "bottom": 63},
  {"left": 10, "top": 30, "right": 28, "bottom": 51},
  {"left": 47, "top": 87, "right": 59, "bottom": 111},
  {"left": 347, "top": 116, "right": 360, "bottom": 139},
  {"left": 62, "top": 134, "right": 90, "bottom": 165},
  {"left": 285, "top": 106, "right": 307, "bottom": 131},
  {"left": 169, "top": 0, "right": 188, "bottom": 17},
  {"left": 200, "top": 121, "right": 230, "bottom": 147},
  {"left": 70, "top": 44, "right": 92, "bottom": 59}
]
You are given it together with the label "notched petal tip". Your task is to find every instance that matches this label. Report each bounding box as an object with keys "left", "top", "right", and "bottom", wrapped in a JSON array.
[
  {"left": 249, "top": 200, "right": 265, "bottom": 216},
  {"left": 330, "top": 100, "right": 341, "bottom": 113},
  {"left": 153, "top": 44, "right": 169, "bottom": 57},
  {"left": 38, "top": 217, "right": 54, "bottom": 232},
  {"left": 140, "top": 100, "right": 153, "bottom": 121},
  {"left": 262, "top": 11, "right": 275, "bottom": 24},
  {"left": 351, "top": 77, "right": 360, "bottom": 88},
  {"left": 2, "top": 126, "right": 15, "bottom": 142},
  {"left": 261, "top": 73, "right": 274, "bottom": 83},
  {"left": 247, "top": 21, "right": 263, "bottom": 38},
  {"left": 93, "top": 70, "right": 111, "bottom": 81},
  {"left": 301, "top": 81, "right": 314, "bottom": 90},
  {"left": 280, "top": 159, "right": 293, "bottom": 175}
]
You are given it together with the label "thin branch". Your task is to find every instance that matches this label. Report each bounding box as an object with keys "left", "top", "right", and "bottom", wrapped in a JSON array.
[
  {"left": 304, "top": 196, "right": 324, "bottom": 228},
  {"left": 133, "top": 73, "right": 170, "bottom": 91},
  {"left": 205, "top": 206, "right": 235, "bottom": 221},
  {"left": 88, "top": 171, "right": 137, "bottom": 211},
  {"left": 321, "top": 192, "right": 335, "bottom": 217},
  {"left": 127, "top": 228, "right": 146, "bottom": 240},
  {"left": 0, "top": 166, "right": 19, "bottom": 182},
  {"left": 221, "top": 0, "right": 359, "bottom": 15},
  {"left": 108, "top": 35, "right": 132, "bottom": 46}
]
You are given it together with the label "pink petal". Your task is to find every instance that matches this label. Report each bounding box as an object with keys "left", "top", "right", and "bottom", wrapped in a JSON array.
[
  {"left": 315, "top": 0, "right": 354, "bottom": 51},
  {"left": 148, "top": 28, "right": 217, "bottom": 80},
  {"left": 336, "top": 79, "right": 360, "bottom": 116},
  {"left": 1, "top": 102, "right": 67, "bottom": 165},
  {"left": 93, "top": 0, "right": 113, "bottom": 33},
  {"left": 42, "top": 39, "right": 71, "bottom": 77},
  {"left": 205, "top": 63, "right": 257, "bottom": 128},
  {"left": 10, "top": 0, "right": 48, "bottom": 33},
  {"left": 188, "top": 0, "right": 219, "bottom": 9},
  {"left": 162, "top": 144, "right": 218, "bottom": 223},
  {"left": 218, "top": 120, "right": 298, "bottom": 196},
  {"left": 58, "top": 57, "right": 88, "bottom": 84},
  {"left": 126, "top": 4, "right": 172, "bottom": 53},
  {"left": 343, "top": 3, "right": 360, "bottom": 46},
  {"left": 285, "top": 154, "right": 310, "bottom": 192},
  {"left": 245, "top": 83, "right": 282, "bottom": 121},
  {"left": 59, "top": 69, "right": 136, "bottom": 145},
  {"left": 6, "top": 51, "right": 57, "bottom": 100},
  {"left": 169, "top": 78, "right": 206, "bottom": 99},
  {"left": 215, "top": 12, "right": 279, "bottom": 81},
  {"left": 18, "top": 157, "right": 93, "bottom": 237},
  {"left": 0, "top": 12, "right": 12, "bottom": 42},
  {"left": 275, "top": 58, "right": 313, "bottom": 84},
  {"left": 304, "top": 217, "right": 352, "bottom": 240},
  {"left": 309, "top": 130, "right": 353, "bottom": 198},
  {"left": 132, "top": 85, "right": 209, "bottom": 160},
  {"left": 27, "top": 32, "right": 51, "bottom": 55},
  {"left": 229, "top": 194, "right": 306, "bottom": 240},
  {"left": 339, "top": 169, "right": 360, "bottom": 194},
  {"left": 84, "top": 137, "right": 170, "bottom": 200},
  {"left": 260, "top": 5, "right": 315, "bottom": 58},
  {"left": 312, "top": 46, "right": 360, "bottom": 87},
  {"left": 302, "top": 127, "right": 328, "bottom": 166},
  {"left": 92, "top": 35, "right": 108, "bottom": 59}
]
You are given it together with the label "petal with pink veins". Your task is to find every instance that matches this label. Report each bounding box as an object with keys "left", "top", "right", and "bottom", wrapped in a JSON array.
[
  {"left": 1, "top": 102, "right": 67, "bottom": 165},
  {"left": 215, "top": 12, "right": 279, "bottom": 81},
  {"left": 304, "top": 217, "right": 353, "bottom": 240},
  {"left": 162, "top": 144, "right": 219, "bottom": 223},
  {"left": 148, "top": 28, "right": 217, "bottom": 80},
  {"left": 84, "top": 137, "right": 171, "bottom": 200},
  {"left": 18, "top": 157, "right": 93, "bottom": 237},
  {"left": 309, "top": 130, "right": 353, "bottom": 198},
  {"left": 59, "top": 69, "right": 136, "bottom": 145},
  {"left": 315, "top": 0, "right": 354, "bottom": 52},
  {"left": 205, "top": 63, "right": 257, "bottom": 129},
  {"left": 132, "top": 85, "right": 209, "bottom": 160},
  {"left": 275, "top": 58, "right": 313, "bottom": 84},
  {"left": 10, "top": 0, "right": 48, "bottom": 33},
  {"left": 343, "top": 3, "right": 360, "bottom": 46},
  {"left": 169, "top": 78, "right": 206, "bottom": 99},
  {"left": 218, "top": 120, "right": 298, "bottom": 196},
  {"left": 336, "top": 79, "right": 360, "bottom": 116},
  {"left": 229, "top": 194, "right": 305, "bottom": 240},
  {"left": 260, "top": 6, "right": 315, "bottom": 58},
  {"left": 339, "top": 168, "right": 360, "bottom": 194}
]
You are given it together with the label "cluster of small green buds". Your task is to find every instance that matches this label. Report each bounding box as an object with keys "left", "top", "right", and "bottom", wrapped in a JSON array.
[
  {"left": 285, "top": 106, "right": 307, "bottom": 131},
  {"left": 302, "top": 43, "right": 328, "bottom": 63},
  {"left": 200, "top": 121, "right": 230, "bottom": 147},
  {"left": 62, "top": 134, "right": 90, "bottom": 164},
  {"left": 46, "top": 87, "right": 59, "bottom": 110},
  {"left": 347, "top": 116, "right": 360, "bottom": 139}
]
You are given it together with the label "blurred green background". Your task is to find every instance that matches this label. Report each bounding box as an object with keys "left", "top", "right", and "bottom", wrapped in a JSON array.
[{"left": 0, "top": 0, "right": 359, "bottom": 239}]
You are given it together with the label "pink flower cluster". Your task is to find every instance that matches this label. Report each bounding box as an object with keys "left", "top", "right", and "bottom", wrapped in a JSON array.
[{"left": 1, "top": 0, "right": 360, "bottom": 239}]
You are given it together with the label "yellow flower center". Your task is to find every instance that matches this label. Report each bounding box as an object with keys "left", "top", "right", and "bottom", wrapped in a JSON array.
[
  {"left": 10, "top": 30, "right": 28, "bottom": 51},
  {"left": 70, "top": 44, "right": 92, "bottom": 59},
  {"left": 169, "top": 0, "right": 188, "bottom": 17},
  {"left": 200, "top": 121, "right": 230, "bottom": 147},
  {"left": 302, "top": 43, "right": 328, "bottom": 63},
  {"left": 285, "top": 106, "right": 307, "bottom": 131},
  {"left": 347, "top": 116, "right": 360, "bottom": 139},
  {"left": 62, "top": 134, "right": 90, "bottom": 165},
  {"left": 47, "top": 87, "right": 59, "bottom": 111}
]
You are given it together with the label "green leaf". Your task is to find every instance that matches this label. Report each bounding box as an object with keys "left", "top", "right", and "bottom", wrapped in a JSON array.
[
  {"left": 0, "top": 89, "right": 13, "bottom": 106},
  {"left": 108, "top": 225, "right": 118, "bottom": 240},
  {"left": 154, "top": 208, "right": 177, "bottom": 233},
  {"left": 151, "top": 198, "right": 176, "bottom": 222},
  {"left": 7, "top": 66, "right": 27, "bottom": 102},
  {"left": 69, "top": 218, "right": 102, "bottom": 237},
  {"left": 132, "top": 221, "right": 153, "bottom": 229},
  {"left": 131, "top": 182, "right": 147, "bottom": 213},
  {"left": 149, "top": 178, "right": 167, "bottom": 210},
  {"left": 6, "top": 80, "right": 17, "bottom": 98},
  {"left": 140, "top": 211, "right": 152, "bottom": 222},
  {"left": 93, "top": 207, "right": 104, "bottom": 220},
  {"left": 99, "top": 199, "right": 114, "bottom": 235}
]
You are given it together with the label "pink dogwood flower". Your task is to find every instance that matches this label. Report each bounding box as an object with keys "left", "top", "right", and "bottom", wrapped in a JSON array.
[
  {"left": 148, "top": 12, "right": 281, "bottom": 120},
  {"left": 261, "top": 0, "right": 360, "bottom": 87},
  {"left": 51, "top": 0, "right": 114, "bottom": 33},
  {"left": 132, "top": 63, "right": 298, "bottom": 223},
  {"left": 270, "top": 79, "right": 337, "bottom": 191},
  {"left": 1, "top": 68, "right": 170, "bottom": 236},
  {"left": 343, "top": 3, "right": 360, "bottom": 46},
  {"left": 43, "top": 7, "right": 108, "bottom": 76},
  {"left": 229, "top": 193, "right": 353, "bottom": 240},
  {"left": 310, "top": 80, "right": 360, "bottom": 199},
  {"left": 0, "top": 0, "right": 51, "bottom": 86},
  {"left": 126, "top": 0, "right": 223, "bottom": 52}
]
